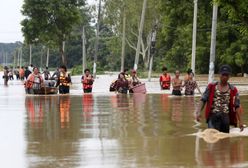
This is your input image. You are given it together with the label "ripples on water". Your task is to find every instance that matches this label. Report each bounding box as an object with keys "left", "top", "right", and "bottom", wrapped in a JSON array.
[{"left": 0, "top": 77, "right": 248, "bottom": 168}]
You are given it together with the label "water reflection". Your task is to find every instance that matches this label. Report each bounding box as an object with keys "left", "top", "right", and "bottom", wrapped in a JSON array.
[
  {"left": 22, "top": 95, "right": 248, "bottom": 168},
  {"left": 82, "top": 94, "right": 94, "bottom": 121},
  {"left": 26, "top": 96, "right": 44, "bottom": 128},
  {"left": 196, "top": 138, "right": 247, "bottom": 167},
  {"left": 25, "top": 96, "right": 81, "bottom": 168},
  {"left": 59, "top": 96, "right": 71, "bottom": 128}
]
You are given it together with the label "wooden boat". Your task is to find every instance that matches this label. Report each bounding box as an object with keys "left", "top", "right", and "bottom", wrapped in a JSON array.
[
  {"left": 131, "top": 83, "right": 146, "bottom": 94},
  {"left": 26, "top": 80, "right": 58, "bottom": 95},
  {"left": 39, "top": 87, "right": 58, "bottom": 95}
]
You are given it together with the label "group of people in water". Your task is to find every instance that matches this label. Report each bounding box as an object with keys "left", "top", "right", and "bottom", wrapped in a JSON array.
[
  {"left": 110, "top": 69, "right": 142, "bottom": 94},
  {"left": 1, "top": 63, "right": 246, "bottom": 133},
  {"left": 160, "top": 67, "right": 201, "bottom": 96},
  {"left": 2, "top": 64, "right": 95, "bottom": 95}
]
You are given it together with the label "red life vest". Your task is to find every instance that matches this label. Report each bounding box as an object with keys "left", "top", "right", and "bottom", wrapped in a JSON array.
[
  {"left": 25, "top": 74, "right": 43, "bottom": 89},
  {"left": 82, "top": 75, "right": 93, "bottom": 89},
  {"left": 160, "top": 74, "right": 171, "bottom": 89},
  {"left": 205, "top": 82, "right": 238, "bottom": 126}
]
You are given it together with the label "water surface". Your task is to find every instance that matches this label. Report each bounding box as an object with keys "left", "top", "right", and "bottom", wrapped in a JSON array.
[{"left": 0, "top": 77, "right": 248, "bottom": 168}]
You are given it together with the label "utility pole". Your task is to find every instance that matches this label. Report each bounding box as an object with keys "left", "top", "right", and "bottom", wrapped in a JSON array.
[
  {"left": 93, "top": 0, "right": 101, "bottom": 78},
  {"left": 17, "top": 48, "right": 20, "bottom": 67},
  {"left": 20, "top": 47, "right": 23, "bottom": 68},
  {"left": 148, "top": 24, "right": 158, "bottom": 82},
  {"left": 62, "top": 35, "right": 66, "bottom": 65},
  {"left": 82, "top": 26, "right": 87, "bottom": 73},
  {"left": 29, "top": 44, "right": 32, "bottom": 65},
  {"left": 134, "top": 0, "right": 147, "bottom": 70},
  {"left": 208, "top": 4, "right": 218, "bottom": 83},
  {"left": 13, "top": 50, "right": 16, "bottom": 68},
  {"left": 5, "top": 52, "right": 7, "bottom": 66},
  {"left": 46, "top": 47, "right": 50, "bottom": 67},
  {"left": 120, "top": 7, "right": 126, "bottom": 72},
  {"left": 191, "top": 0, "right": 198, "bottom": 74}
]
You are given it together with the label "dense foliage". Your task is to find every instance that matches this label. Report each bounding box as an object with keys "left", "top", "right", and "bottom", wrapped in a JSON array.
[{"left": 2, "top": 0, "right": 248, "bottom": 75}]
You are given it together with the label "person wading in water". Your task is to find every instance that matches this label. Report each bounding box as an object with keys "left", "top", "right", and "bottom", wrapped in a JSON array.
[
  {"left": 172, "top": 70, "right": 182, "bottom": 96},
  {"left": 129, "top": 70, "right": 141, "bottom": 93},
  {"left": 82, "top": 69, "right": 94, "bottom": 93},
  {"left": 183, "top": 72, "right": 201, "bottom": 96},
  {"left": 3, "top": 66, "right": 9, "bottom": 85},
  {"left": 195, "top": 65, "right": 244, "bottom": 133},
  {"left": 43, "top": 67, "right": 51, "bottom": 80},
  {"left": 25, "top": 67, "right": 44, "bottom": 94},
  {"left": 56, "top": 65, "right": 71, "bottom": 94},
  {"left": 116, "top": 72, "right": 129, "bottom": 94},
  {"left": 160, "top": 66, "right": 171, "bottom": 90}
]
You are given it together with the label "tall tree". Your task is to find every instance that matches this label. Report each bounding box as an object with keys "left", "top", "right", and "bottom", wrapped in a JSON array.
[{"left": 21, "top": 0, "right": 86, "bottom": 65}]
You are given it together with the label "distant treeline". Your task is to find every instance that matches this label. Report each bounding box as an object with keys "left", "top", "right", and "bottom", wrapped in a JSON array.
[{"left": 2, "top": 0, "right": 248, "bottom": 75}]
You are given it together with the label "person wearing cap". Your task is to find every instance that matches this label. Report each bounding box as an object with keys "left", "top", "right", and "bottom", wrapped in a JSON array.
[
  {"left": 129, "top": 70, "right": 141, "bottom": 93},
  {"left": 195, "top": 65, "right": 244, "bottom": 133}
]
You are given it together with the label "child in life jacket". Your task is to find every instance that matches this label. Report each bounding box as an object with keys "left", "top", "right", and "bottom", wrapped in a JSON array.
[
  {"left": 81, "top": 69, "right": 94, "bottom": 93},
  {"left": 160, "top": 66, "right": 171, "bottom": 90}
]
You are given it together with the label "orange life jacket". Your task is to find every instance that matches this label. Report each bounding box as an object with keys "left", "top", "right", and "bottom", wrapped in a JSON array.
[
  {"left": 82, "top": 75, "right": 93, "bottom": 89},
  {"left": 161, "top": 74, "right": 171, "bottom": 89},
  {"left": 59, "top": 72, "right": 70, "bottom": 86},
  {"left": 25, "top": 74, "right": 43, "bottom": 89}
]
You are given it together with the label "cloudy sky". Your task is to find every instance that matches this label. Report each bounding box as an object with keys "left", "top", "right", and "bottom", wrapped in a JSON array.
[{"left": 0, "top": 0, "right": 96, "bottom": 43}]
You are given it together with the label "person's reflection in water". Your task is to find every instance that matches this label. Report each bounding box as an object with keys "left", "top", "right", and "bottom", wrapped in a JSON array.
[
  {"left": 25, "top": 96, "right": 43, "bottom": 128},
  {"left": 116, "top": 94, "right": 129, "bottom": 110},
  {"left": 59, "top": 96, "right": 71, "bottom": 128},
  {"left": 132, "top": 93, "right": 146, "bottom": 110},
  {"left": 171, "top": 97, "right": 183, "bottom": 124},
  {"left": 160, "top": 94, "right": 170, "bottom": 113},
  {"left": 26, "top": 96, "right": 82, "bottom": 168},
  {"left": 82, "top": 94, "right": 94, "bottom": 121},
  {"left": 196, "top": 138, "right": 245, "bottom": 167}
]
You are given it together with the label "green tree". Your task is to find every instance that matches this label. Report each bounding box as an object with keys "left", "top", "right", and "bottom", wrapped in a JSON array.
[{"left": 21, "top": 0, "right": 86, "bottom": 65}]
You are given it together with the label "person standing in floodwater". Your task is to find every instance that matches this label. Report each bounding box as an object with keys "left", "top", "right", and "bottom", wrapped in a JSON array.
[
  {"left": 25, "top": 67, "right": 44, "bottom": 94},
  {"left": 183, "top": 72, "right": 201, "bottom": 95},
  {"left": 160, "top": 67, "right": 171, "bottom": 90},
  {"left": 172, "top": 70, "right": 182, "bottom": 96},
  {"left": 3, "top": 66, "right": 9, "bottom": 85},
  {"left": 43, "top": 67, "right": 51, "bottom": 80},
  {"left": 56, "top": 65, "right": 71, "bottom": 94},
  {"left": 195, "top": 65, "right": 244, "bottom": 133},
  {"left": 116, "top": 72, "right": 129, "bottom": 94},
  {"left": 24, "top": 67, "right": 32, "bottom": 80},
  {"left": 82, "top": 69, "right": 94, "bottom": 93},
  {"left": 19, "top": 66, "right": 25, "bottom": 80},
  {"left": 8, "top": 67, "right": 14, "bottom": 80},
  {"left": 129, "top": 69, "right": 141, "bottom": 93},
  {"left": 124, "top": 68, "right": 131, "bottom": 81}
]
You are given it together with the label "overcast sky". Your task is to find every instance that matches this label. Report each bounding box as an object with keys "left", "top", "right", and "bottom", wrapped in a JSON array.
[{"left": 0, "top": 0, "right": 96, "bottom": 43}]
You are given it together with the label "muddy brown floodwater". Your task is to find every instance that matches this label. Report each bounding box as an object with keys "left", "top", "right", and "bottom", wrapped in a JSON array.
[{"left": 0, "top": 77, "right": 248, "bottom": 168}]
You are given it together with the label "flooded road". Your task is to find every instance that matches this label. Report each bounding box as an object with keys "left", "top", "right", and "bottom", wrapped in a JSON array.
[{"left": 0, "top": 77, "right": 248, "bottom": 168}]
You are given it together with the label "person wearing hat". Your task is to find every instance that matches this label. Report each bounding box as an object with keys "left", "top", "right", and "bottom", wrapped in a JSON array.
[
  {"left": 129, "top": 70, "right": 141, "bottom": 93},
  {"left": 195, "top": 65, "right": 244, "bottom": 133}
]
